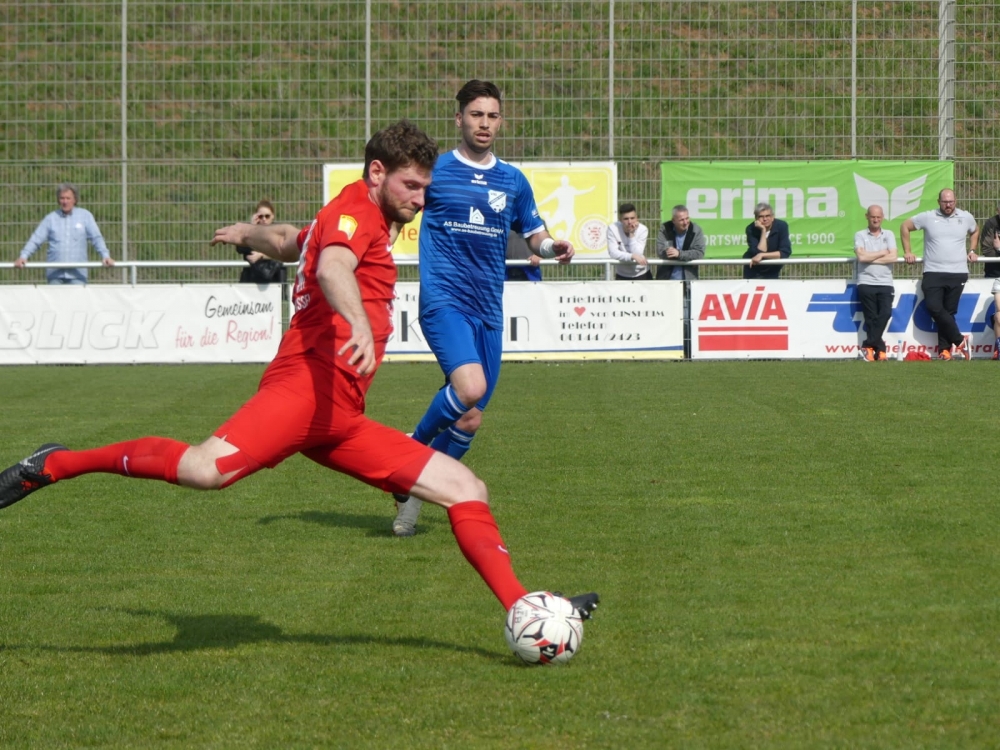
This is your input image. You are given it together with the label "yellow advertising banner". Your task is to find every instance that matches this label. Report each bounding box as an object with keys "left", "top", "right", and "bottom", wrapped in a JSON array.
[{"left": 323, "top": 161, "right": 617, "bottom": 259}]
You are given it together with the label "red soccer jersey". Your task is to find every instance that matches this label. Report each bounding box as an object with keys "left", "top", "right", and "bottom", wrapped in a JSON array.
[{"left": 284, "top": 179, "right": 397, "bottom": 364}]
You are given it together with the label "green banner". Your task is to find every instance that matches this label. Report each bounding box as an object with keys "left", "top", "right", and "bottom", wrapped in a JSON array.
[{"left": 660, "top": 160, "right": 954, "bottom": 258}]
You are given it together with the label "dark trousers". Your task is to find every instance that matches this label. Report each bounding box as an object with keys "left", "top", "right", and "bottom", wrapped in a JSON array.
[
  {"left": 616, "top": 269, "right": 652, "bottom": 281},
  {"left": 921, "top": 272, "right": 967, "bottom": 352},
  {"left": 857, "top": 284, "right": 894, "bottom": 352}
]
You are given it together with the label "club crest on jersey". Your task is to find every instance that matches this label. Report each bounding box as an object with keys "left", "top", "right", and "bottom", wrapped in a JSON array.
[
  {"left": 338, "top": 214, "right": 358, "bottom": 239},
  {"left": 488, "top": 190, "right": 507, "bottom": 213}
]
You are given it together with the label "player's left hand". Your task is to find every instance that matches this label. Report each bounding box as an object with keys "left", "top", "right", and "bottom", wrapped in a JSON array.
[
  {"left": 339, "top": 323, "right": 377, "bottom": 376},
  {"left": 968, "top": 250, "right": 978, "bottom": 263},
  {"left": 553, "top": 240, "right": 575, "bottom": 265}
]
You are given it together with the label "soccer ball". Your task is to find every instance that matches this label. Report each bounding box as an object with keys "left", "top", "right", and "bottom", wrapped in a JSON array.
[{"left": 504, "top": 591, "right": 583, "bottom": 665}]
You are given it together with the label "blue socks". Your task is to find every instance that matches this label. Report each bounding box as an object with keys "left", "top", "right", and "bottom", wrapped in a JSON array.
[
  {"left": 430, "top": 427, "right": 475, "bottom": 461},
  {"left": 412, "top": 384, "right": 471, "bottom": 445}
]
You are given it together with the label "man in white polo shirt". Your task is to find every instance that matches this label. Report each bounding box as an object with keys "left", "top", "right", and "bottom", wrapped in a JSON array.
[
  {"left": 900, "top": 188, "right": 979, "bottom": 360},
  {"left": 854, "top": 205, "right": 897, "bottom": 361}
]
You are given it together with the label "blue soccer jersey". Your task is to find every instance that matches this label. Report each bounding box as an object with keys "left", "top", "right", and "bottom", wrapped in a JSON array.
[{"left": 418, "top": 150, "right": 544, "bottom": 329}]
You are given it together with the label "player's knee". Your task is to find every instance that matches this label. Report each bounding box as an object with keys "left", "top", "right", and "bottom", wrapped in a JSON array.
[
  {"left": 456, "top": 410, "right": 482, "bottom": 433},
  {"left": 446, "top": 463, "right": 488, "bottom": 504},
  {"left": 454, "top": 381, "right": 486, "bottom": 407}
]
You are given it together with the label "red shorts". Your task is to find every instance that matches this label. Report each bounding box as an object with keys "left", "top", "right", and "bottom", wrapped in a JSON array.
[{"left": 214, "top": 351, "right": 433, "bottom": 495}]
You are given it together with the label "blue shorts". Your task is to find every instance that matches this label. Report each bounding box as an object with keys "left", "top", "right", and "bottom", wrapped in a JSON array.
[{"left": 419, "top": 306, "right": 502, "bottom": 412}]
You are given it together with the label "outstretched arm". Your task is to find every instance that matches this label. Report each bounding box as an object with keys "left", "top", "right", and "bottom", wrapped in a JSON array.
[{"left": 211, "top": 223, "right": 302, "bottom": 263}]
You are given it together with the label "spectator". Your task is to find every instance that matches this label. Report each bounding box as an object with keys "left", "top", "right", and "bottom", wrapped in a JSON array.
[
  {"left": 901, "top": 188, "right": 978, "bottom": 360},
  {"left": 237, "top": 199, "right": 283, "bottom": 284},
  {"left": 655, "top": 204, "right": 706, "bottom": 280},
  {"left": 505, "top": 229, "right": 542, "bottom": 282},
  {"left": 743, "top": 202, "right": 791, "bottom": 279},
  {"left": 15, "top": 182, "right": 114, "bottom": 284},
  {"left": 606, "top": 203, "right": 650, "bottom": 280},
  {"left": 854, "top": 205, "right": 898, "bottom": 362},
  {"left": 977, "top": 201, "right": 1000, "bottom": 359}
]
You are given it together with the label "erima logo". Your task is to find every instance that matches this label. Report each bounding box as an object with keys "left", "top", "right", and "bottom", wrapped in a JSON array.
[
  {"left": 853, "top": 173, "right": 927, "bottom": 220},
  {"left": 688, "top": 180, "right": 838, "bottom": 220},
  {"left": 469, "top": 207, "right": 485, "bottom": 225}
]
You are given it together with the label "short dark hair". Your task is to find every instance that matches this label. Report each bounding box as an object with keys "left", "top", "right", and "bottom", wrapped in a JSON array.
[
  {"left": 456, "top": 80, "right": 502, "bottom": 113},
  {"left": 619, "top": 203, "right": 637, "bottom": 216},
  {"left": 363, "top": 120, "right": 439, "bottom": 179}
]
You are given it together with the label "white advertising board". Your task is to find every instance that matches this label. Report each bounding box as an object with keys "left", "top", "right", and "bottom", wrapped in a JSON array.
[
  {"left": 0, "top": 285, "right": 282, "bottom": 365},
  {"left": 386, "top": 281, "right": 684, "bottom": 361},
  {"left": 691, "top": 279, "right": 999, "bottom": 359}
]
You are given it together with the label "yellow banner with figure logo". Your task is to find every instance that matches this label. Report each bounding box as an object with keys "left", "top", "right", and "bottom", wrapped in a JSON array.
[{"left": 324, "top": 161, "right": 617, "bottom": 259}]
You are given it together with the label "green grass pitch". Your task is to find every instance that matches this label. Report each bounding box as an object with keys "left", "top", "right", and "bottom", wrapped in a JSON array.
[{"left": 1, "top": 360, "right": 999, "bottom": 748}]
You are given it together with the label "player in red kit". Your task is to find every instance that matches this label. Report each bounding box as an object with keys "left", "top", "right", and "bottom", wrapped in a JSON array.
[{"left": 0, "top": 120, "right": 598, "bottom": 628}]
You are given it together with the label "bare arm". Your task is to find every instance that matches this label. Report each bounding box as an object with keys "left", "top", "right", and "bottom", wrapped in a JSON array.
[
  {"left": 315, "top": 244, "right": 376, "bottom": 376},
  {"left": 211, "top": 223, "right": 302, "bottom": 263},
  {"left": 900, "top": 219, "right": 917, "bottom": 263},
  {"left": 968, "top": 224, "right": 980, "bottom": 261}
]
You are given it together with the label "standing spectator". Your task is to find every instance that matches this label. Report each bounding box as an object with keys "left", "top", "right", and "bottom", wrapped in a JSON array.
[
  {"left": 743, "top": 202, "right": 791, "bottom": 279},
  {"left": 854, "top": 205, "right": 898, "bottom": 362},
  {"left": 237, "top": 199, "right": 283, "bottom": 284},
  {"left": 655, "top": 204, "right": 706, "bottom": 280},
  {"left": 15, "top": 183, "right": 114, "bottom": 284},
  {"left": 977, "top": 201, "right": 1000, "bottom": 359},
  {"left": 505, "top": 229, "right": 542, "bottom": 282},
  {"left": 901, "top": 188, "right": 979, "bottom": 360},
  {"left": 606, "top": 203, "right": 650, "bottom": 280}
]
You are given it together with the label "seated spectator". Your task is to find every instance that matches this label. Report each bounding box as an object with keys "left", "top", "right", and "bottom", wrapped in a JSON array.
[
  {"left": 607, "top": 203, "right": 650, "bottom": 280},
  {"left": 655, "top": 204, "right": 705, "bottom": 280},
  {"left": 743, "top": 202, "right": 791, "bottom": 279}
]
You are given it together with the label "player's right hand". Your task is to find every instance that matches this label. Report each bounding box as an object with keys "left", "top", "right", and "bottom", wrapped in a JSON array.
[
  {"left": 339, "top": 324, "right": 376, "bottom": 376},
  {"left": 210, "top": 224, "right": 246, "bottom": 247}
]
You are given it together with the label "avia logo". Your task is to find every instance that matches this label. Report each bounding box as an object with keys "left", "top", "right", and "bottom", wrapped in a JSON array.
[
  {"left": 469, "top": 206, "right": 485, "bottom": 225},
  {"left": 853, "top": 173, "right": 927, "bottom": 220},
  {"left": 806, "top": 286, "right": 992, "bottom": 333},
  {"left": 688, "top": 180, "right": 838, "bottom": 220},
  {"left": 697, "top": 286, "right": 789, "bottom": 351}
]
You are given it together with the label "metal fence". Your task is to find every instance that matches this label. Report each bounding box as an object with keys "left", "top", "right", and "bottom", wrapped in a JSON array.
[{"left": 2, "top": 1, "right": 996, "bottom": 284}]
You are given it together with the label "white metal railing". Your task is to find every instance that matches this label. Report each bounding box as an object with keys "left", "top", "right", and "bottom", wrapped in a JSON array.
[{"left": 2, "top": 255, "right": 998, "bottom": 285}]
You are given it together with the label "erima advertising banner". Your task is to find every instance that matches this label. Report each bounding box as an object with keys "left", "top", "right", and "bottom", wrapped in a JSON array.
[
  {"left": 691, "top": 279, "right": 998, "bottom": 360},
  {"left": 661, "top": 161, "right": 954, "bottom": 258},
  {"left": 0, "top": 285, "right": 281, "bottom": 365},
  {"left": 324, "top": 161, "right": 616, "bottom": 259},
  {"left": 386, "top": 281, "right": 684, "bottom": 361}
]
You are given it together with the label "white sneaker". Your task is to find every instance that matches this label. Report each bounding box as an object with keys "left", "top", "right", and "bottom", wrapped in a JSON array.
[{"left": 392, "top": 495, "right": 423, "bottom": 537}]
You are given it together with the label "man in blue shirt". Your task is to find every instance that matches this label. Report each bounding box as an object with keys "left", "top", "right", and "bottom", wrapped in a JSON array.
[
  {"left": 16, "top": 183, "right": 114, "bottom": 284},
  {"left": 392, "top": 80, "right": 574, "bottom": 537}
]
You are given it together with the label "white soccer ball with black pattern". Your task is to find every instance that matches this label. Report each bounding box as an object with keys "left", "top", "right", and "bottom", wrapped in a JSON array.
[{"left": 504, "top": 591, "right": 584, "bottom": 665}]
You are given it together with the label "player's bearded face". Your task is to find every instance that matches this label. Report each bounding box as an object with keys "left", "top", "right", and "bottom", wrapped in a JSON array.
[
  {"left": 457, "top": 96, "right": 502, "bottom": 155},
  {"left": 377, "top": 165, "right": 432, "bottom": 224}
]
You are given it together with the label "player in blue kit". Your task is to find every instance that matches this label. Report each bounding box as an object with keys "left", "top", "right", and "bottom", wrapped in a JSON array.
[{"left": 392, "top": 80, "right": 575, "bottom": 537}]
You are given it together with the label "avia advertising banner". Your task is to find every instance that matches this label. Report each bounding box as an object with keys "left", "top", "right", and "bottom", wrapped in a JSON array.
[
  {"left": 324, "top": 161, "right": 616, "bottom": 260},
  {"left": 691, "top": 279, "right": 998, "bottom": 360},
  {"left": 661, "top": 161, "right": 954, "bottom": 258},
  {"left": 386, "top": 280, "right": 683, "bottom": 361},
  {"left": 0, "top": 285, "right": 281, "bottom": 365}
]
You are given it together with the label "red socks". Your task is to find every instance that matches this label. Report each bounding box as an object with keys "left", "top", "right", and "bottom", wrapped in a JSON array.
[
  {"left": 45, "top": 437, "right": 189, "bottom": 485},
  {"left": 447, "top": 501, "right": 528, "bottom": 610}
]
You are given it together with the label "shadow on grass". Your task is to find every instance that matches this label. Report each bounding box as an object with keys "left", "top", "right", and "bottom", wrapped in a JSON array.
[
  {"left": 2, "top": 609, "right": 502, "bottom": 661},
  {"left": 256, "top": 509, "right": 443, "bottom": 536}
]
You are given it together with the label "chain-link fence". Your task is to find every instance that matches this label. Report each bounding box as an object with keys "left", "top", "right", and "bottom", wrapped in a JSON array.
[{"left": 1, "top": 1, "right": 996, "bottom": 283}]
